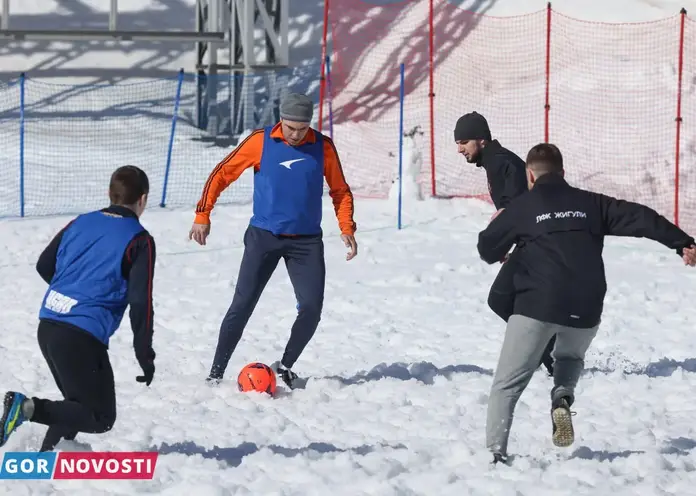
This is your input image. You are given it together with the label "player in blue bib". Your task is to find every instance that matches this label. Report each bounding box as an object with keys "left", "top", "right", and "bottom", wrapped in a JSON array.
[
  {"left": 0, "top": 166, "right": 157, "bottom": 451},
  {"left": 190, "top": 93, "right": 358, "bottom": 389}
]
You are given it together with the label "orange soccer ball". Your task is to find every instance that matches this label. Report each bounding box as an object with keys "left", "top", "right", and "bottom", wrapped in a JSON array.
[{"left": 237, "top": 362, "right": 277, "bottom": 396}]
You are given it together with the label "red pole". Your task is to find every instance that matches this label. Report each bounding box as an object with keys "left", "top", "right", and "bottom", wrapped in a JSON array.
[
  {"left": 544, "top": 2, "right": 552, "bottom": 142},
  {"left": 318, "top": 0, "right": 330, "bottom": 133},
  {"left": 428, "top": 0, "right": 436, "bottom": 197},
  {"left": 674, "top": 8, "right": 686, "bottom": 226}
]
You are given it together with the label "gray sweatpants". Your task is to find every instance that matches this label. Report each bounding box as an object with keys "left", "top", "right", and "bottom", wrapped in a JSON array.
[{"left": 486, "top": 314, "right": 598, "bottom": 455}]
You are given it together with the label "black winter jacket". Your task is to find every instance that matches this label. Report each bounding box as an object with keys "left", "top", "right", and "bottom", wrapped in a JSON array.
[
  {"left": 476, "top": 140, "right": 528, "bottom": 210},
  {"left": 477, "top": 173, "right": 694, "bottom": 328}
]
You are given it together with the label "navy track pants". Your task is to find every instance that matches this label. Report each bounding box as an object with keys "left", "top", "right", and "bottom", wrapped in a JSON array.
[{"left": 209, "top": 225, "right": 325, "bottom": 379}]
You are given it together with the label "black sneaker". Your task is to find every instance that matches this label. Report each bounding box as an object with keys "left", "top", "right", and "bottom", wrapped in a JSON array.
[
  {"left": 206, "top": 376, "right": 222, "bottom": 386},
  {"left": 275, "top": 363, "right": 299, "bottom": 389},
  {"left": 551, "top": 397, "right": 576, "bottom": 447},
  {"left": 0, "top": 391, "right": 28, "bottom": 448},
  {"left": 491, "top": 452, "right": 509, "bottom": 465}
]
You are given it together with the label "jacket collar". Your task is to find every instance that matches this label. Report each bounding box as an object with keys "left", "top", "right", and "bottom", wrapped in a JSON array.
[
  {"left": 476, "top": 139, "right": 501, "bottom": 167},
  {"left": 532, "top": 172, "right": 567, "bottom": 186},
  {"left": 103, "top": 205, "right": 138, "bottom": 218},
  {"left": 269, "top": 122, "right": 317, "bottom": 145}
]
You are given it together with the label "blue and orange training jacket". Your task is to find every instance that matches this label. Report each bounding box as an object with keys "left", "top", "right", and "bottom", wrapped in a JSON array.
[{"left": 194, "top": 122, "right": 356, "bottom": 236}]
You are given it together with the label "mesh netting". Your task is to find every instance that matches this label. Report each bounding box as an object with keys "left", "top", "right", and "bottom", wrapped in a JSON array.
[
  {"left": 1, "top": 3, "right": 695, "bottom": 234},
  {"left": 325, "top": 2, "right": 695, "bottom": 232},
  {"left": 0, "top": 65, "right": 320, "bottom": 217},
  {"left": 678, "top": 16, "right": 696, "bottom": 233},
  {"left": 432, "top": 6, "right": 547, "bottom": 198},
  {"left": 549, "top": 13, "right": 682, "bottom": 227},
  {"left": 327, "top": 0, "right": 431, "bottom": 199},
  {"left": 0, "top": 80, "right": 21, "bottom": 217},
  {"left": 21, "top": 78, "right": 181, "bottom": 216}
]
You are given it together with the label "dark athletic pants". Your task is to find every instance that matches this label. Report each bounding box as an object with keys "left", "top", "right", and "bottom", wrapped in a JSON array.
[
  {"left": 487, "top": 250, "right": 556, "bottom": 375},
  {"left": 31, "top": 320, "right": 117, "bottom": 452},
  {"left": 209, "top": 225, "right": 326, "bottom": 379}
]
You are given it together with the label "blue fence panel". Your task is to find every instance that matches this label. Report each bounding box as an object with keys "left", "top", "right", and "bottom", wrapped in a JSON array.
[
  {"left": 161, "top": 69, "right": 185, "bottom": 208},
  {"left": 0, "top": 64, "right": 322, "bottom": 218}
]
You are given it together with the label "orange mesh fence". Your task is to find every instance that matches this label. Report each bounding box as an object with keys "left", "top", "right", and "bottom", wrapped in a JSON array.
[
  {"left": 323, "top": 2, "right": 695, "bottom": 233},
  {"left": 679, "top": 16, "right": 696, "bottom": 233},
  {"left": 432, "top": 7, "right": 547, "bottom": 199},
  {"left": 325, "top": 0, "right": 431, "bottom": 199},
  {"left": 549, "top": 12, "right": 682, "bottom": 227}
]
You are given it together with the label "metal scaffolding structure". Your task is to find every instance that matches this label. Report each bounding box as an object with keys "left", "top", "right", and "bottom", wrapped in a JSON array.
[
  {"left": 0, "top": 0, "right": 289, "bottom": 137},
  {"left": 196, "top": 0, "right": 289, "bottom": 136}
]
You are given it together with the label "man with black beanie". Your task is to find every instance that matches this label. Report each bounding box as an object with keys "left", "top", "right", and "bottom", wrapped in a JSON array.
[
  {"left": 454, "top": 111, "right": 528, "bottom": 209},
  {"left": 454, "top": 111, "right": 555, "bottom": 376}
]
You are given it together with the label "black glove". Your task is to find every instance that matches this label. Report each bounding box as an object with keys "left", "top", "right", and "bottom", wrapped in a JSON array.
[{"left": 136, "top": 360, "right": 155, "bottom": 386}]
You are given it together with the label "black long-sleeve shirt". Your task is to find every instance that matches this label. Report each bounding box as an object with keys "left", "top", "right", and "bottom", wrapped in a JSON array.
[
  {"left": 36, "top": 205, "right": 156, "bottom": 367},
  {"left": 477, "top": 173, "right": 694, "bottom": 328}
]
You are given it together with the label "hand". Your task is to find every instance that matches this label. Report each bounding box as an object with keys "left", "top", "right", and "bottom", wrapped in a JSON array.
[
  {"left": 489, "top": 208, "right": 505, "bottom": 223},
  {"left": 341, "top": 234, "right": 358, "bottom": 261},
  {"left": 189, "top": 223, "right": 211, "bottom": 246},
  {"left": 136, "top": 361, "right": 155, "bottom": 386},
  {"left": 683, "top": 245, "right": 696, "bottom": 267}
]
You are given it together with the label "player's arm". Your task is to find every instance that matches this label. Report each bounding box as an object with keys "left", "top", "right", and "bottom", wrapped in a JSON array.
[
  {"left": 123, "top": 231, "right": 157, "bottom": 371},
  {"left": 498, "top": 162, "right": 527, "bottom": 209},
  {"left": 596, "top": 193, "right": 695, "bottom": 255},
  {"left": 323, "top": 136, "right": 356, "bottom": 236},
  {"left": 477, "top": 208, "right": 519, "bottom": 264},
  {"left": 193, "top": 130, "right": 264, "bottom": 225},
  {"left": 35, "top": 221, "right": 73, "bottom": 283}
]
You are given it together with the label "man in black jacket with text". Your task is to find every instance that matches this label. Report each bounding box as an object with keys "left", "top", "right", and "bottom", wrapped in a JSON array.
[
  {"left": 455, "top": 111, "right": 555, "bottom": 375},
  {"left": 477, "top": 143, "right": 696, "bottom": 464}
]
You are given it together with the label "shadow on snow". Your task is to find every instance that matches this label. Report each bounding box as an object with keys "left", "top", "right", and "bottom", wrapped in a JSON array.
[{"left": 153, "top": 440, "right": 406, "bottom": 468}]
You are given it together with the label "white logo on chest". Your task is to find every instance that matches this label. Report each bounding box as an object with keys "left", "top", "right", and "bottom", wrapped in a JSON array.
[{"left": 279, "top": 158, "right": 306, "bottom": 169}]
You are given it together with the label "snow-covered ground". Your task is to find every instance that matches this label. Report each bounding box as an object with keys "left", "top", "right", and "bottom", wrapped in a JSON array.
[
  {"left": 1, "top": 1, "right": 696, "bottom": 494},
  {"left": 1, "top": 194, "right": 696, "bottom": 495}
]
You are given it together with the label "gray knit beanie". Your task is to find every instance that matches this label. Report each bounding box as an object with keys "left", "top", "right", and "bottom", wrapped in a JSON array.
[{"left": 280, "top": 93, "right": 314, "bottom": 123}]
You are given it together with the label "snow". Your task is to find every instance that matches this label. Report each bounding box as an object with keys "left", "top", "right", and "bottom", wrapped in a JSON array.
[
  {"left": 388, "top": 134, "right": 425, "bottom": 203},
  {"left": 2, "top": 193, "right": 696, "bottom": 494},
  {"left": 1, "top": 0, "right": 696, "bottom": 494}
]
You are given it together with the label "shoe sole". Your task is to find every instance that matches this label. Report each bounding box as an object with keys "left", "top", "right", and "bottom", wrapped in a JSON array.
[{"left": 552, "top": 407, "right": 574, "bottom": 447}]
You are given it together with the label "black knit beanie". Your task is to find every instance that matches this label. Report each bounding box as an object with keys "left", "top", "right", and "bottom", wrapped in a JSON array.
[{"left": 454, "top": 111, "right": 491, "bottom": 141}]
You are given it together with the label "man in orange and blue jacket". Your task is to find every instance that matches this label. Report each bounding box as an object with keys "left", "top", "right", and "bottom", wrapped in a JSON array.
[{"left": 189, "top": 93, "right": 357, "bottom": 389}]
